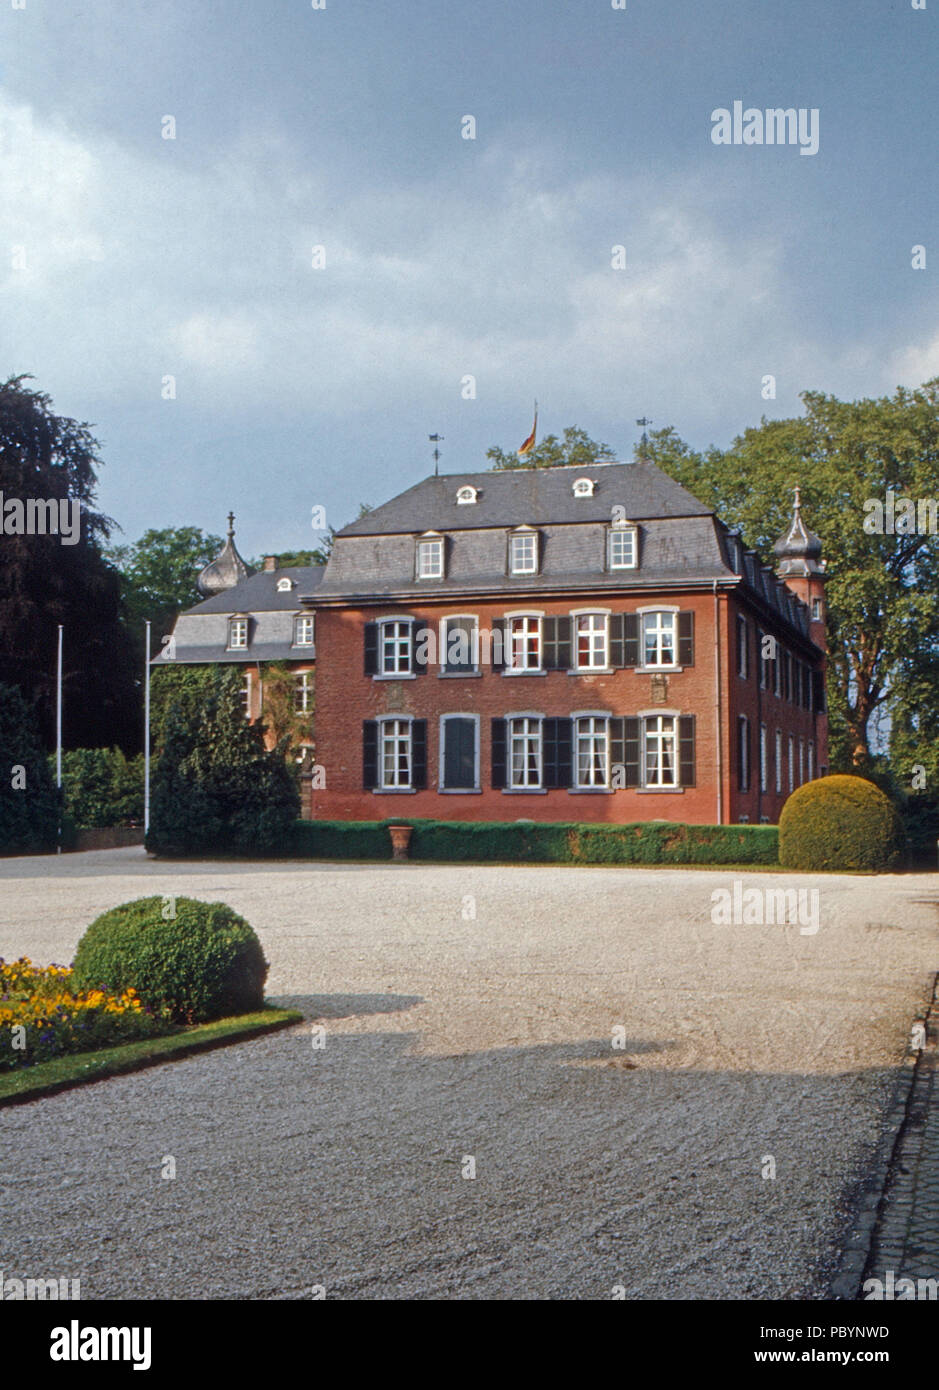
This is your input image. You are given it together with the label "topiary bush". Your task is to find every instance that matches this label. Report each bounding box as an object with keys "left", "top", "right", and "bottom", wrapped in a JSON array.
[
  {"left": 779, "top": 774, "right": 904, "bottom": 872},
  {"left": 71, "top": 896, "right": 269, "bottom": 1023}
]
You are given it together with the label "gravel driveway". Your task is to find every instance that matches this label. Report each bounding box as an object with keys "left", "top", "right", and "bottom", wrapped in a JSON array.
[{"left": 1, "top": 848, "right": 937, "bottom": 1299}]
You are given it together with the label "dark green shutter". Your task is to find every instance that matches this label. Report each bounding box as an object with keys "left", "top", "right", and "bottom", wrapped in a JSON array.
[
  {"left": 411, "top": 720, "right": 427, "bottom": 789},
  {"left": 543, "top": 616, "right": 571, "bottom": 670},
  {"left": 491, "top": 717, "right": 507, "bottom": 788},
  {"left": 610, "top": 716, "right": 640, "bottom": 787},
  {"left": 364, "top": 622, "right": 378, "bottom": 676},
  {"left": 363, "top": 720, "right": 378, "bottom": 788},
  {"left": 610, "top": 614, "right": 639, "bottom": 668},
  {"left": 678, "top": 612, "right": 694, "bottom": 666},
  {"left": 443, "top": 717, "right": 476, "bottom": 789},
  {"left": 542, "top": 717, "right": 573, "bottom": 789},
  {"left": 412, "top": 624, "right": 430, "bottom": 675},
  {"left": 679, "top": 715, "right": 695, "bottom": 788}
]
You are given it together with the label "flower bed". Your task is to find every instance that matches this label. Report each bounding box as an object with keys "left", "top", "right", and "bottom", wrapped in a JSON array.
[{"left": 0, "top": 957, "right": 175, "bottom": 1071}]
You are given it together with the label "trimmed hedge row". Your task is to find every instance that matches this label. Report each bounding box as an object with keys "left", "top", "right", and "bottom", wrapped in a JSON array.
[{"left": 287, "top": 818, "right": 779, "bottom": 866}]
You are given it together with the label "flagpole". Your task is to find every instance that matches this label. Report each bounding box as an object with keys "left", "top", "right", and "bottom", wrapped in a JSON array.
[
  {"left": 56, "top": 624, "right": 63, "bottom": 854},
  {"left": 144, "top": 619, "right": 151, "bottom": 837}
]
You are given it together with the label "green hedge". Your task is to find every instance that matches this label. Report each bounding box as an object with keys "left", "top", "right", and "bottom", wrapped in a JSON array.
[
  {"left": 50, "top": 747, "right": 144, "bottom": 829},
  {"left": 287, "top": 818, "right": 779, "bottom": 866}
]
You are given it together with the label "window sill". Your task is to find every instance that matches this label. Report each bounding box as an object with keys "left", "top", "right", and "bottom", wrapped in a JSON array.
[
  {"left": 568, "top": 788, "right": 614, "bottom": 795},
  {"left": 633, "top": 666, "right": 683, "bottom": 675},
  {"left": 566, "top": 667, "right": 614, "bottom": 676},
  {"left": 438, "top": 788, "right": 482, "bottom": 795},
  {"left": 635, "top": 787, "right": 685, "bottom": 794},
  {"left": 438, "top": 670, "right": 482, "bottom": 678},
  {"left": 501, "top": 787, "right": 548, "bottom": 795},
  {"left": 372, "top": 787, "right": 417, "bottom": 794},
  {"left": 501, "top": 669, "right": 547, "bottom": 677},
  {"left": 373, "top": 672, "right": 417, "bottom": 681}
]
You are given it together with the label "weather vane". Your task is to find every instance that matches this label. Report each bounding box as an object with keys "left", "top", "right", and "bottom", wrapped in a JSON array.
[
  {"left": 636, "top": 417, "right": 653, "bottom": 451},
  {"left": 429, "top": 433, "right": 444, "bottom": 475}
]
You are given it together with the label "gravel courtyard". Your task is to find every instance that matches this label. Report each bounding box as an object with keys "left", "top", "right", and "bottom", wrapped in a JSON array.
[{"left": 2, "top": 848, "right": 938, "bottom": 1300}]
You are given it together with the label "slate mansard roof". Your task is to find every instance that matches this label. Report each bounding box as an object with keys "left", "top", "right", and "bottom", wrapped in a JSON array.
[
  {"left": 156, "top": 565, "right": 325, "bottom": 666},
  {"left": 314, "top": 461, "right": 819, "bottom": 650}
]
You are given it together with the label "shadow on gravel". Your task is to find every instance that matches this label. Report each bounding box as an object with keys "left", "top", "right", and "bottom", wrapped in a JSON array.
[{"left": 270, "top": 992, "right": 424, "bottom": 1019}]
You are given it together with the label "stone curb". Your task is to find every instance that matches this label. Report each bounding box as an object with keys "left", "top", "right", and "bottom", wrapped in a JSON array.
[{"left": 828, "top": 971, "right": 939, "bottom": 1300}]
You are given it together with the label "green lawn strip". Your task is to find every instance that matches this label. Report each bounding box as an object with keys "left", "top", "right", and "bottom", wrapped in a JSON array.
[{"left": 0, "top": 1007, "right": 303, "bottom": 1108}]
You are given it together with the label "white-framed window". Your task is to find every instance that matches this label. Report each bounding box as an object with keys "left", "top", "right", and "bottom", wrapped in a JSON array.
[
  {"left": 575, "top": 716, "right": 609, "bottom": 788},
  {"left": 775, "top": 730, "right": 782, "bottom": 793},
  {"left": 608, "top": 526, "right": 637, "bottom": 570},
  {"left": 440, "top": 615, "right": 478, "bottom": 674},
  {"left": 737, "top": 615, "right": 748, "bottom": 678},
  {"left": 228, "top": 617, "right": 248, "bottom": 650},
  {"left": 774, "top": 648, "right": 782, "bottom": 698},
  {"left": 507, "top": 615, "right": 541, "bottom": 671},
  {"left": 241, "top": 670, "right": 252, "bottom": 717},
  {"left": 439, "top": 713, "right": 479, "bottom": 791},
  {"left": 737, "top": 715, "right": 750, "bottom": 792},
  {"left": 572, "top": 477, "right": 595, "bottom": 497},
  {"left": 575, "top": 613, "right": 608, "bottom": 670},
  {"left": 811, "top": 597, "right": 822, "bottom": 620},
  {"left": 758, "top": 629, "right": 767, "bottom": 690},
  {"left": 509, "top": 531, "right": 538, "bottom": 575},
  {"left": 508, "top": 716, "right": 542, "bottom": 789},
  {"left": 799, "top": 737, "right": 805, "bottom": 786},
  {"left": 807, "top": 741, "right": 815, "bottom": 781},
  {"left": 642, "top": 611, "right": 677, "bottom": 668},
  {"left": 380, "top": 619, "right": 413, "bottom": 675},
  {"left": 759, "top": 723, "right": 767, "bottom": 793},
  {"left": 380, "top": 719, "right": 413, "bottom": 790},
  {"left": 416, "top": 536, "right": 444, "bottom": 579},
  {"left": 456, "top": 486, "right": 478, "bottom": 505},
  {"left": 788, "top": 734, "right": 794, "bottom": 793},
  {"left": 295, "top": 670, "right": 314, "bottom": 713},
  {"left": 293, "top": 614, "right": 315, "bottom": 646},
  {"left": 644, "top": 714, "right": 678, "bottom": 788},
  {"left": 276, "top": 576, "right": 294, "bottom": 593}
]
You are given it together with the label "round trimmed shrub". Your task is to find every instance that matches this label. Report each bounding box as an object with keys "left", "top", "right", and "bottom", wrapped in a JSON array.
[
  {"left": 71, "top": 897, "right": 268, "bottom": 1023},
  {"left": 779, "top": 775, "right": 904, "bottom": 872}
]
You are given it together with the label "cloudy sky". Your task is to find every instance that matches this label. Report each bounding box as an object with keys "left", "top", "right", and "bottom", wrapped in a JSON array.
[{"left": 1, "top": 0, "right": 936, "bottom": 558}]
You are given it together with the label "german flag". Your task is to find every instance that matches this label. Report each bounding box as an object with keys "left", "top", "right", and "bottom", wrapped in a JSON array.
[{"left": 517, "top": 401, "right": 538, "bottom": 456}]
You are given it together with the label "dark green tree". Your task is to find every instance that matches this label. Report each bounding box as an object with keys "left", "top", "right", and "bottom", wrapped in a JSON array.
[
  {"left": 147, "top": 669, "right": 299, "bottom": 856},
  {"left": 106, "top": 526, "right": 223, "bottom": 662},
  {"left": 487, "top": 426, "right": 616, "bottom": 471},
  {"left": 0, "top": 682, "right": 60, "bottom": 853},
  {"left": 0, "top": 376, "right": 138, "bottom": 749}
]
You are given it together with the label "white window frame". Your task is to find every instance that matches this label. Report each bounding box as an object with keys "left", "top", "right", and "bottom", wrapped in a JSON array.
[
  {"left": 228, "top": 617, "right": 248, "bottom": 650},
  {"left": 505, "top": 614, "right": 542, "bottom": 673},
  {"left": 738, "top": 715, "right": 750, "bottom": 792},
  {"left": 241, "top": 670, "right": 252, "bottom": 718},
  {"left": 774, "top": 648, "right": 782, "bottom": 698},
  {"left": 640, "top": 609, "right": 678, "bottom": 669},
  {"left": 293, "top": 614, "right": 315, "bottom": 647},
  {"left": 737, "top": 615, "right": 748, "bottom": 678},
  {"left": 775, "top": 730, "right": 783, "bottom": 794},
  {"left": 456, "top": 486, "right": 478, "bottom": 505},
  {"left": 788, "top": 734, "right": 794, "bottom": 793},
  {"left": 439, "top": 614, "right": 479, "bottom": 675},
  {"left": 798, "top": 737, "right": 805, "bottom": 787},
  {"left": 416, "top": 536, "right": 444, "bottom": 580},
  {"left": 572, "top": 477, "right": 595, "bottom": 497},
  {"left": 574, "top": 714, "right": 610, "bottom": 789},
  {"left": 807, "top": 741, "right": 815, "bottom": 782},
  {"left": 607, "top": 525, "right": 637, "bottom": 570},
  {"left": 642, "top": 713, "right": 679, "bottom": 788},
  {"left": 295, "top": 670, "right": 314, "bottom": 714},
  {"left": 508, "top": 530, "right": 538, "bottom": 575},
  {"left": 379, "top": 618, "right": 414, "bottom": 676},
  {"left": 379, "top": 717, "right": 413, "bottom": 791},
  {"left": 811, "top": 597, "right": 822, "bottom": 620},
  {"left": 574, "top": 612, "right": 609, "bottom": 670},
  {"left": 438, "top": 713, "right": 480, "bottom": 792},
  {"left": 276, "top": 576, "right": 294, "bottom": 593},
  {"left": 507, "top": 714, "right": 543, "bottom": 789},
  {"left": 759, "top": 723, "right": 767, "bottom": 793}
]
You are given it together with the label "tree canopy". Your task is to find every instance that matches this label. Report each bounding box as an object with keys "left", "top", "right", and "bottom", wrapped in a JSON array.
[
  {"left": 106, "top": 526, "right": 223, "bottom": 660},
  {"left": 0, "top": 375, "right": 138, "bottom": 750},
  {"left": 487, "top": 425, "right": 616, "bottom": 471}
]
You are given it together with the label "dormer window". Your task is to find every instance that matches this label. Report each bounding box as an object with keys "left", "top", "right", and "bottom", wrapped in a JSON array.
[
  {"left": 509, "top": 529, "right": 538, "bottom": 575},
  {"left": 228, "top": 617, "right": 248, "bottom": 650},
  {"left": 416, "top": 534, "right": 445, "bottom": 580},
  {"left": 293, "top": 614, "right": 315, "bottom": 647},
  {"left": 276, "top": 577, "right": 294, "bottom": 593},
  {"left": 608, "top": 524, "right": 637, "bottom": 570},
  {"left": 456, "top": 485, "right": 478, "bottom": 505},
  {"left": 572, "top": 477, "right": 595, "bottom": 498}
]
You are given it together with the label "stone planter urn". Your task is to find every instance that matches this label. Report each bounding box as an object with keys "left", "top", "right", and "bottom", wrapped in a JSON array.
[{"left": 388, "top": 824, "right": 413, "bottom": 860}]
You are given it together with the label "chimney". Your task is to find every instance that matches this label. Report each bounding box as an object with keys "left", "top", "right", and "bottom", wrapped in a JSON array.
[{"left": 263, "top": 556, "right": 277, "bottom": 572}]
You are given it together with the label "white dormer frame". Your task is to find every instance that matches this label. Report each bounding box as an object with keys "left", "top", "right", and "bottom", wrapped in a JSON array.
[
  {"left": 572, "top": 477, "right": 595, "bottom": 498},
  {"left": 456, "top": 485, "right": 478, "bottom": 505},
  {"left": 416, "top": 531, "right": 445, "bottom": 580},
  {"left": 508, "top": 525, "right": 539, "bottom": 576},
  {"left": 276, "top": 576, "right": 294, "bottom": 592}
]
